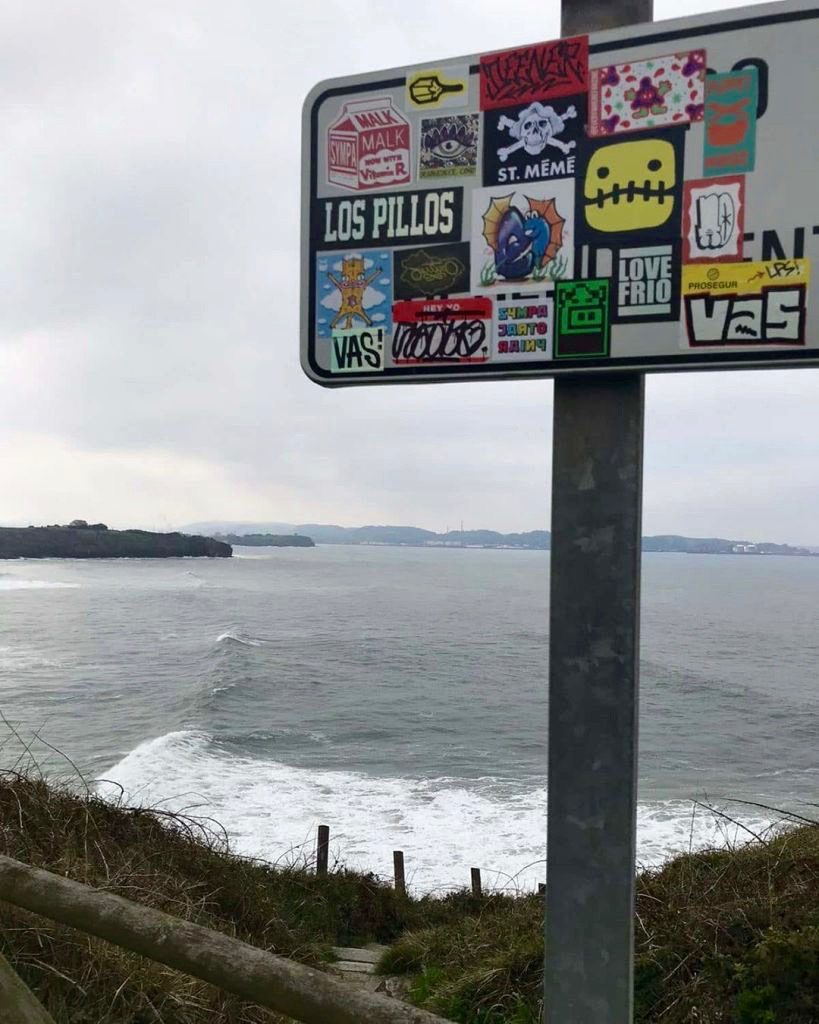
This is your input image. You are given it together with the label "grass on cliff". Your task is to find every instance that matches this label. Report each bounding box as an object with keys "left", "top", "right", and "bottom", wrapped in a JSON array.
[
  {"left": 2, "top": 765, "right": 819, "bottom": 1023},
  {"left": 0, "top": 769, "right": 485, "bottom": 1023},
  {"left": 379, "top": 809, "right": 819, "bottom": 1024}
]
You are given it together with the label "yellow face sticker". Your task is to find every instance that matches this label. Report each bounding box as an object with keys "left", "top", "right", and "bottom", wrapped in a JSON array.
[{"left": 583, "top": 138, "right": 678, "bottom": 233}]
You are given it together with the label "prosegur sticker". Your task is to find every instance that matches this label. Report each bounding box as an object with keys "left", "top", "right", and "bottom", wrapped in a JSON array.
[{"left": 682, "top": 260, "right": 810, "bottom": 347}]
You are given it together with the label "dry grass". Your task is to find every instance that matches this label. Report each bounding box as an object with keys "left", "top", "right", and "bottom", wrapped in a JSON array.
[{"left": 0, "top": 769, "right": 473, "bottom": 1023}]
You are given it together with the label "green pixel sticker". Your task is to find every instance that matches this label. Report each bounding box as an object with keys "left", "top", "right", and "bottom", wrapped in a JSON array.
[{"left": 554, "top": 279, "right": 611, "bottom": 358}]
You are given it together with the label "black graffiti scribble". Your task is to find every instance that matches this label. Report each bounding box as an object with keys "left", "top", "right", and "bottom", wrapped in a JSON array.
[
  {"left": 766, "top": 260, "right": 800, "bottom": 279},
  {"left": 393, "top": 316, "right": 487, "bottom": 362},
  {"left": 733, "top": 322, "right": 757, "bottom": 337},
  {"left": 482, "top": 41, "right": 585, "bottom": 105}
]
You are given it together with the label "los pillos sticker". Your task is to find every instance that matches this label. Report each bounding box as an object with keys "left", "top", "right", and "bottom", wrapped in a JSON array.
[
  {"left": 391, "top": 297, "right": 492, "bottom": 365},
  {"left": 703, "top": 68, "right": 758, "bottom": 176},
  {"left": 681, "top": 260, "right": 810, "bottom": 347},
  {"left": 482, "top": 96, "right": 585, "bottom": 186},
  {"left": 479, "top": 36, "right": 588, "bottom": 111},
  {"left": 683, "top": 176, "right": 745, "bottom": 263},
  {"left": 588, "top": 51, "right": 707, "bottom": 136},
  {"left": 327, "top": 97, "right": 411, "bottom": 192}
]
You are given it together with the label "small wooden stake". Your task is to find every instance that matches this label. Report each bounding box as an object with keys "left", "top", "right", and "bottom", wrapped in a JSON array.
[
  {"left": 471, "top": 868, "right": 482, "bottom": 898},
  {"left": 393, "top": 851, "right": 406, "bottom": 897},
  {"left": 316, "top": 825, "right": 329, "bottom": 877}
]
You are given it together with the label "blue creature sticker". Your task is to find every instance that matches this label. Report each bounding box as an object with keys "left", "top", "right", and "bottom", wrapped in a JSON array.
[{"left": 471, "top": 182, "right": 575, "bottom": 290}]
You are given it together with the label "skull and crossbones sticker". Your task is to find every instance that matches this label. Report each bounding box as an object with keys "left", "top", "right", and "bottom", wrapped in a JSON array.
[{"left": 496, "top": 102, "right": 578, "bottom": 162}]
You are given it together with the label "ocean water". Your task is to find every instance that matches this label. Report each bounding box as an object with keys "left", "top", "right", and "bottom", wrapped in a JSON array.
[{"left": 0, "top": 545, "right": 817, "bottom": 893}]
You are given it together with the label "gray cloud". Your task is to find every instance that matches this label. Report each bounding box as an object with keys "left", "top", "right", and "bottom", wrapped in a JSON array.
[{"left": 3, "top": 0, "right": 815, "bottom": 543}]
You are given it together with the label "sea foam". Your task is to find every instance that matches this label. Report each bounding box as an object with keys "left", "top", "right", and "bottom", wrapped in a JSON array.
[{"left": 97, "top": 730, "right": 779, "bottom": 894}]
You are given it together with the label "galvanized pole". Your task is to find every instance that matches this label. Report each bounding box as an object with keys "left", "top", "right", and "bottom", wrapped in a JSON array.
[{"left": 544, "top": 3, "right": 652, "bottom": 1023}]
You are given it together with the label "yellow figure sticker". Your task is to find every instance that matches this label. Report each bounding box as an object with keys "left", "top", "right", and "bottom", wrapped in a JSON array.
[
  {"left": 583, "top": 135, "right": 680, "bottom": 234},
  {"left": 407, "top": 69, "right": 468, "bottom": 110}
]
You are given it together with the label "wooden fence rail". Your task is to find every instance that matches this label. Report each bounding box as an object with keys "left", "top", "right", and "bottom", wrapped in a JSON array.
[{"left": 0, "top": 854, "right": 448, "bottom": 1024}]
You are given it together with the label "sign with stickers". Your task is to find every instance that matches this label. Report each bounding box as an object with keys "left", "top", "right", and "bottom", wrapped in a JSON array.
[{"left": 301, "top": 1, "right": 819, "bottom": 385}]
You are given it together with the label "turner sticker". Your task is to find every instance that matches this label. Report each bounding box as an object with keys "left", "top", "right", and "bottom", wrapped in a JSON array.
[
  {"left": 482, "top": 96, "right": 585, "bottom": 186},
  {"left": 480, "top": 36, "right": 588, "bottom": 110},
  {"left": 419, "top": 114, "right": 479, "bottom": 178},
  {"left": 703, "top": 68, "right": 758, "bottom": 176},
  {"left": 314, "top": 188, "right": 463, "bottom": 250},
  {"left": 406, "top": 67, "right": 469, "bottom": 110},
  {"left": 327, "top": 97, "right": 411, "bottom": 191},
  {"left": 614, "top": 241, "right": 681, "bottom": 322},
  {"left": 554, "top": 279, "right": 611, "bottom": 358},
  {"left": 393, "top": 243, "right": 470, "bottom": 300},
  {"left": 391, "top": 297, "right": 492, "bottom": 365},
  {"left": 576, "top": 128, "right": 685, "bottom": 244},
  {"left": 471, "top": 181, "right": 575, "bottom": 290},
  {"left": 683, "top": 176, "right": 745, "bottom": 262},
  {"left": 315, "top": 251, "right": 392, "bottom": 340},
  {"left": 494, "top": 293, "right": 553, "bottom": 359},
  {"left": 589, "top": 51, "right": 707, "bottom": 136},
  {"left": 682, "top": 260, "right": 810, "bottom": 347}
]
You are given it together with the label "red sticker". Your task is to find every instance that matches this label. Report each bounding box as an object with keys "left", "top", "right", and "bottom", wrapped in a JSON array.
[
  {"left": 682, "top": 175, "right": 746, "bottom": 263},
  {"left": 479, "top": 36, "right": 588, "bottom": 111},
  {"left": 392, "top": 298, "right": 493, "bottom": 365}
]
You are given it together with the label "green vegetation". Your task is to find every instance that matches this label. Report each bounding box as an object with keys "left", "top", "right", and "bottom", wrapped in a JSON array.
[
  {"left": 0, "top": 524, "right": 231, "bottom": 558},
  {"left": 1, "top": 772, "right": 818, "bottom": 1022},
  {"left": 380, "top": 817, "right": 819, "bottom": 1023},
  {"left": 0, "top": 772, "right": 478, "bottom": 1022},
  {"left": 216, "top": 533, "right": 315, "bottom": 547}
]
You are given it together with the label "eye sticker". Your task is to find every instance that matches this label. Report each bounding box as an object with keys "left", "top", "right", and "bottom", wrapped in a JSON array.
[{"left": 419, "top": 114, "right": 480, "bottom": 179}]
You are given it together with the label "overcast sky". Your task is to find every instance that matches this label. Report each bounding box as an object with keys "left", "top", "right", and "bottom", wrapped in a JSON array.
[{"left": 2, "top": 0, "right": 815, "bottom": 543}]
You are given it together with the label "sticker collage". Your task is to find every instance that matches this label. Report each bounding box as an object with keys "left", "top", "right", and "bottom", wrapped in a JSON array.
[{"left": 313, "top": 36, "right": 809, "bottom": 375}]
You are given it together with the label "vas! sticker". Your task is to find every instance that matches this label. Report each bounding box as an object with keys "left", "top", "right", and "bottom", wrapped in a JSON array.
[{"left": 682, "top": 260, "right": 810, "bottom": 347}]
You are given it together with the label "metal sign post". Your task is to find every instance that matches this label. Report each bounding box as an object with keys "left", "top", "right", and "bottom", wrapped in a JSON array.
[
  {"left": 301, "top": 3, "right": 819, "bottom": 1018},
  {"left": 545, "top": 6, "right": 651, "bottom": 1015}
]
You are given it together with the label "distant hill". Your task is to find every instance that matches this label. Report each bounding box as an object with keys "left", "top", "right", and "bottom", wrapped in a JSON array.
[
  {"left": 183, "top": 522, "right": 814, "bottom": 556},
  {"left": 216, "top": 533, "right": 315, "bottom": 548},
  {"left": 0, "top": 523, "right": 232, "bottom": 559}
]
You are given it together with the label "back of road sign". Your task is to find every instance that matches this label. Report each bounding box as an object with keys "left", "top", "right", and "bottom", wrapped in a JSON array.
[{"left": 301, "top": 0, "right": 819, "bottom": 386}]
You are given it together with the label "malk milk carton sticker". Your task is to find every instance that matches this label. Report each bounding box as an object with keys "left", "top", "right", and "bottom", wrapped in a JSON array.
[{"left": 327, "top": 97, "right": 412, "bottom": 191}]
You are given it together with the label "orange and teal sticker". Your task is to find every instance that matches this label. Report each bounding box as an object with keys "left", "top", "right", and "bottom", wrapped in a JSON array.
[
  {"left": 703, "top": 68, "right": 758, "bottom": 176},
  {"left": 682, "top": 260, "right": 810, "bottom": 347}
]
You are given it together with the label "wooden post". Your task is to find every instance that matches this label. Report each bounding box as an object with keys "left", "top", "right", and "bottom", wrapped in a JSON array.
[
  {"left": 393, "top": 851, "right": 406, "bottom": 897},
  {"left": 0, "top": 853, "right": 448, "bottom": 1024},
  {"left": 471, "top": 868, "right": 482, "bottom": 898},
  {"left": 0, "top": 951, "right": 57, "bottom": 1024},
  {"left": 316, "top": 824, "right": 329, "bottom": 877}
]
